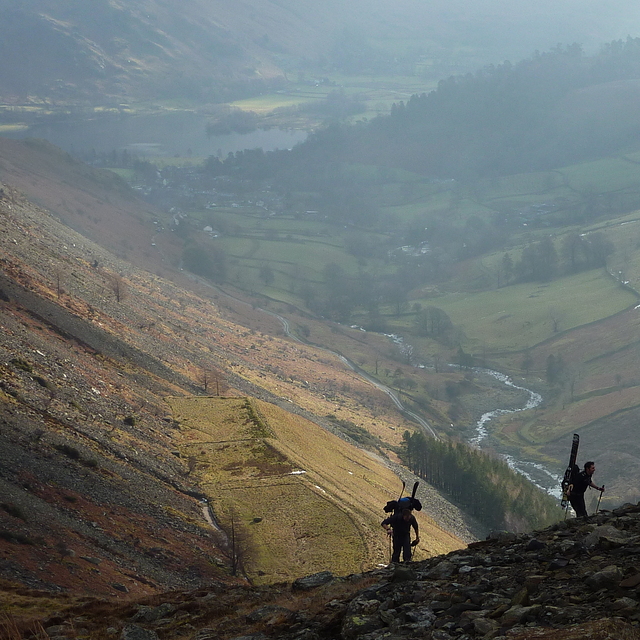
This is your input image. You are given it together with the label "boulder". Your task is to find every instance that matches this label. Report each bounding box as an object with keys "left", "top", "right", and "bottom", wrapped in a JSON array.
[
  {"left": 507, "top": 617, "right": 640, "bottom": 639},
  {"left": 584, "top": 524, "right": 631, "bottom": 549},
  {"left": 292, "top": 571, "right": 334, "bottom": 591},
  {"left": 585, "top": 564, "right": 623, "bottom": 589},
  {"left": 121, "top": 626, "right": 159, "bottom": 640}
]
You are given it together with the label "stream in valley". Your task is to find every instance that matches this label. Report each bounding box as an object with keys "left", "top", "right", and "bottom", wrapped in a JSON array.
[
  {"left": 468, "top": 367, "right": 562, "bottom": 498},
  {"left": 386, "top": 332, "right": 562, "bottom": 498}
]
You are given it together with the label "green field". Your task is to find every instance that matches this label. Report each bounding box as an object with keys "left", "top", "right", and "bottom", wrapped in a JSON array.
[
  {"left": 183, "top": 153, "right": 640, "bottom": 349},
  {"left": 558, "top": 157, "right": 640, "bottom": 193},
  {"left": 415, "top": 270, "right": 636, "bottom": 352},
  {"left": 168, "top": 396, "right": 463, "bottom": 583}
]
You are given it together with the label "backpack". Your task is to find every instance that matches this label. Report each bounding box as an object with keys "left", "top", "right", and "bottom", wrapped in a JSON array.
[
  {"left": 562, "top": 463, "right": 581, "bottom": 501},
  {"left": 569, "top": 464, "right": 581, "bottom": 486},
  {"left": 383, "top": 496, "right": 422, "bottom": 513}
]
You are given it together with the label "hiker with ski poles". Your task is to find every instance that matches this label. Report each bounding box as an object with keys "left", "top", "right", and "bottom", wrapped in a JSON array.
[
  {"left": 567, "top": 461, "right": 604, "bottom": 518},
  {"left": 381, "top": 480, "right": 422, "bottom": 563},
  {"left": 382, "top": 508, "right": 420, "bottom": 563},
  {"left": 561, "top": 436, "right": 605, "bottom": 518}
]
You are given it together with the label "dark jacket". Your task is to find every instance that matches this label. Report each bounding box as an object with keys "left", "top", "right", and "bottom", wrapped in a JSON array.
[
  {"left": 571, "top": 470, "right": 592, "bottom": 495},
  {"left": 381, "top": 512, "right": 418, "bottom": 538}
]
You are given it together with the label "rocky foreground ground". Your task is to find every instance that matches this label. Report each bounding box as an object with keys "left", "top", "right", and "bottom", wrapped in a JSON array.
[{"left": 5, "top": 502, "right": 640, "bottom": 640}]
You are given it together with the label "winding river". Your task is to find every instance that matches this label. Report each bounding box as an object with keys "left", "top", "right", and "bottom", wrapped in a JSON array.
[
  {"left": 183, "top": 279, "right": 561, "bottom": 499},
  {"left": 469, "top": 368, "right": 542, "bottom": 447},
  {"left": 384, "top": 332, "right": 561, "bottom": 497},
  {"left": 467, "top": 367, "right": 562, "bottom": 498}
]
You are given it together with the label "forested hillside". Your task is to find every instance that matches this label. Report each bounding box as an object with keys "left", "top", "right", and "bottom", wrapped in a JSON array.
[
  {"left": 402, "top": 432, "right": 558, "bottom": 532},
  {"left": 258, "top": 39, "right": 640, "bottom": 181}
]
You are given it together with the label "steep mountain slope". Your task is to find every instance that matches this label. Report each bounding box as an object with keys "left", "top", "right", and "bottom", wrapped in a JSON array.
[
  {"left": 0, "top": 0, "right": 281, "bottom": 102},
  {"left": 0, "top": 137, "right": 182, "bottom": 273},
  {"left": 0, "top": 139, "right": 477, "bottom": 595}
]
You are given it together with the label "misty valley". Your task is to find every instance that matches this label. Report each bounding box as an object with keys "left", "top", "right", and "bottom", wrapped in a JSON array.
[
  {"left": 78, "top": 39, "right": 640, "bottom": 514},
  {"left": 3, "top": 2, "right": 640, "bottom": 636}
]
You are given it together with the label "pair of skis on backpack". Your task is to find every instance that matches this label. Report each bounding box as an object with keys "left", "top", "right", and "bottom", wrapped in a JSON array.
[
  {"left": 560, "top": 433, "right": 604, "bottom": 514},
  {"left": 560, "top": 433, "right": 580, "bottom": 509},
  {"left": 384, "top": 480, "right": 422, "bottom": 514}
]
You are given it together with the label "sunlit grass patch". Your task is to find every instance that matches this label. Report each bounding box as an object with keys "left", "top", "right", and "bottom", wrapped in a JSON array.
[
  {"left": 215, "top": 480, "right": 366, "bottom": 582},
  {"left": 0, "top": 124, "right": 29, "bottom": 133},
  {"left": 168, "top": 396, "right": 464, "bottom": 583},
  {"left": 230, "top": 93, "right": 325, "bottom": 113},
  {"left": 168, "top": 396, "right": 377, "bottom": 581}
]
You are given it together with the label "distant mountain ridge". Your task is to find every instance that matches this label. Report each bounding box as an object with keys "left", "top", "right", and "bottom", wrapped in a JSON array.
[{"left": 1, "top": 0, "right": 639, "bottom": 103}]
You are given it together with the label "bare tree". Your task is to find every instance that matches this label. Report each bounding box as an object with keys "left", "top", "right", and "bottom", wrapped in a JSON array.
[
  {"left": 107, "top": 273, "right": 128, "bottom": 303},
  {"left": 521, "top": 351, "right": 534, "bottom": 375},
  {"left": 200, "top": 366, "right": 227, "bottom": 395},
  {"left": 548, "top": 307, "right": 564, "bottom": 333},
  {"left": 201, "top": 367, "right": 213, "bottom": 393},
  {"left": 565, "top": 364, "right": 582, "bottom": 403},
  {"left": 217, "top": 509, "right": 251, "bottom": 578},
  {"left": 53, "top": 267, "right": 64, "bottom": 299}
]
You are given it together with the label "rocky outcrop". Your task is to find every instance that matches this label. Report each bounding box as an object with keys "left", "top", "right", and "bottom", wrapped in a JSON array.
[{"left": 11, "top": 503, "right": 640, "bottom": 640}]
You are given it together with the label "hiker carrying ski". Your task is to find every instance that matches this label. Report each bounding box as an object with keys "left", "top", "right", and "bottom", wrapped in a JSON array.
[
  {"left": 567, "top": 461, "right": 604, "bottom": 518},
  {"left": 381, "top": 508, "right": 420, "bottom": 563}
]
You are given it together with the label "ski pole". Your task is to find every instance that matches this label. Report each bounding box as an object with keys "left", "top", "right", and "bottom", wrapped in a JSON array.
[
  {"left": 596, "top": 484, "right": 604, "bottom": 514},
  {"left": 564, "top": 487, "right": 571, "bottom": 520}
]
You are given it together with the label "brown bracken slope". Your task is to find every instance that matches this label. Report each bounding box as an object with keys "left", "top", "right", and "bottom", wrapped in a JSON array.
[{"left": 0, "top": 139, "right": 474, "bottom": 601}]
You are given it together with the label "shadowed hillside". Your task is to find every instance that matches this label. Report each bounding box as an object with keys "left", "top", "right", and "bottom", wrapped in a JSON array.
[{"left": 5, "top": 503, "right": 640, "bottom": 639}]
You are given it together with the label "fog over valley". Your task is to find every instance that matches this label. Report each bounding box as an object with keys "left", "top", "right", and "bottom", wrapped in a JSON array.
[{"left": 3, "top": 3, "right": 640, "bottom": 637}]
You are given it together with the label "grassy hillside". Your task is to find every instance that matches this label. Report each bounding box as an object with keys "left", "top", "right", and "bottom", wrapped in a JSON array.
[
  {"left": 414, "top": 269, "right": 635, "bottom": 352},
  {"left": 169, "top": 396, "right": 462, "bottom": 583}
]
